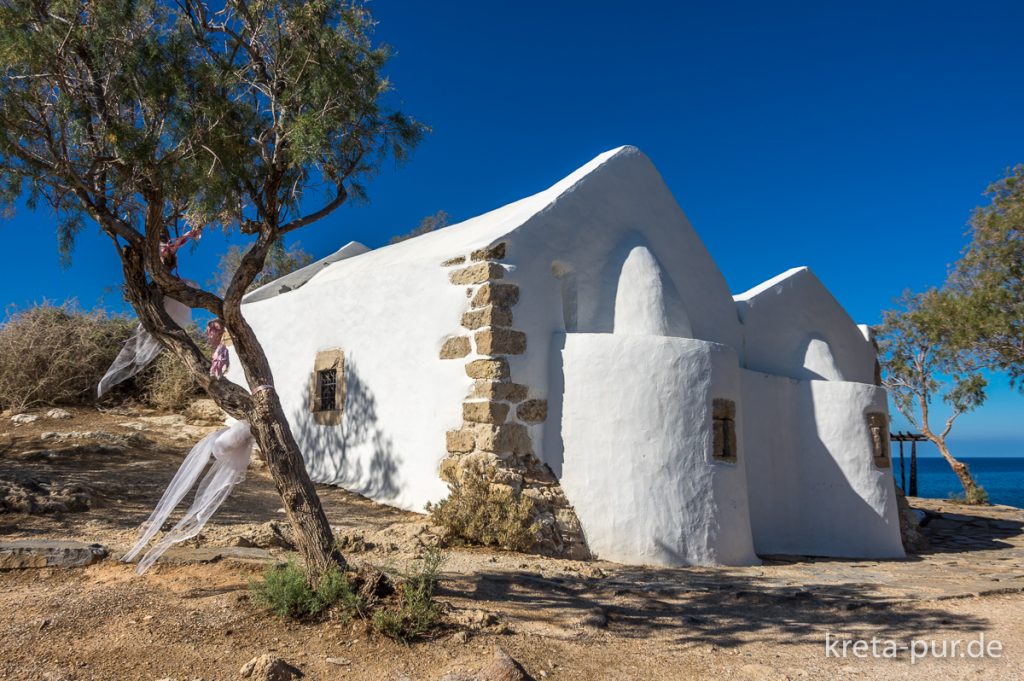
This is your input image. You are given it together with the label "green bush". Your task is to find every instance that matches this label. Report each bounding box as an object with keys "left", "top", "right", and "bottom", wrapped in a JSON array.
[
  {"left": 371, "top": 549, "right": 445, "bottom": 642},
  {"left": 0, "top": 302, "right": 133, "bottom": 411},
  {"left": 248, "top": 558, "right": 364, "bottom": 620},
  {"left": 427, "top": 461, "right": 538, "bottom": 551},
  {"left": 950, "top": 485, "right": 990, "bottom": 506}
]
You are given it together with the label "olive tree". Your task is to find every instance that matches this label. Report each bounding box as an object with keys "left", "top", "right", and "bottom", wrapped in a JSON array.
[{"left": 0, "top": 0, "right": 423, "bottom": 580}]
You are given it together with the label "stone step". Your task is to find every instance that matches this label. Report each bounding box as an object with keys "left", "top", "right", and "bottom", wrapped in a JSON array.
[{"left": 0, "top": 540, "right": 108, "bottom": 569}]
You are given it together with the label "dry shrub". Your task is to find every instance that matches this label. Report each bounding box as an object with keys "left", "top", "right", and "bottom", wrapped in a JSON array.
[
  {"left": 427, "top": 460, "right": 537, "bottom": 551},
  {"left": 143, "top": 350, "right": 203, "bottom": 411},
  {"left": 0, "top": 302, "right": 133, "bottom": 411},
  {"left": 0, "top": 300, "right": 205, "bottom": 412}
]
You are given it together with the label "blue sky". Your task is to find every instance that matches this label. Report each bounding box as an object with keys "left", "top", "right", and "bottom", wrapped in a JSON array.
[{"left": 1, "top": 1, "right": 1022, "bottom": 455}]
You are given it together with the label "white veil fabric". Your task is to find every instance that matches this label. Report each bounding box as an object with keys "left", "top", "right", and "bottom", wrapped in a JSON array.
[
  {"left": 97, "top": 295, "right": 192, "bottom": 398},
  {"left": 122, "top": 420, "right": 255, "bottom": 574}
]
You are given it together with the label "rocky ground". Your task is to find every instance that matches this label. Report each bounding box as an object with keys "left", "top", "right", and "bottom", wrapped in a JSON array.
[{"left": 1, "top": 406, "right": 1023, "bottom": 681}]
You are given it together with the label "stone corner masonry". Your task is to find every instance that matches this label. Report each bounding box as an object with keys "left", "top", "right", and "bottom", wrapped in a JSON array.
[{"left": 437, "top": 242, "right": 589, "bottom": 559}]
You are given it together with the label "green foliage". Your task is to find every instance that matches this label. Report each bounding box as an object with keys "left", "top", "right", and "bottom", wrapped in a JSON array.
[
  {"left": 0, "top": 302, "right": 133, "bottom": 411},
  {"left": 0, "top": 0, "right": 424, "bottom": 268},
  {"left": 427, "top": 461, "right": 538, "bottom": 552},
  {"left": 249, "top": 552, "right": 446, "bottom": 640},
  {"left": 878, "top": 288, "right": 988, "bottom": 501},
  {"left": 389, "top": 210, "right": 450, "bottom": 245},
  {"left": 248, "top": 558, "right": 364, "bottom": 620},
  {"left": 211, "top": 240, "right": 314, "bottom": 296},
  {"left": 371, "top": 549, "right": 445, "bottom": 642},
  {"left": 945, "top": 165, "right": 1024, "bottom": 389},
  {"left": 879, "top": 290, "right": 988, "bottom": 430},
  {"left": 949, "top": 484, "right": 990, "bottom": 506}
]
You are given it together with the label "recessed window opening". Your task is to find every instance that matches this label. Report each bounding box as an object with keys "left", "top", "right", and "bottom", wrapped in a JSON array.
[
  {"left": 712, "top": 398, "right": 737, "bottom": 463},
  {"left": 317, "top": 369, "right": 337, "bottom": 412},
  {"left": 866, "top": 412, "right": 890, "bottom": 468},
  {"left": 310, "top": 348, "right": 344, "bottom": 425}
]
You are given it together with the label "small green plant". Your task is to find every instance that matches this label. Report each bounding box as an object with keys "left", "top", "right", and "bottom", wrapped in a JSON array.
[
  {"left": 949, "top": 485, "right": 990, "bottom": 506},
  {"left": 248, "top": 558, "right": 363, "bottom": 620},
  {"left": 371, "top": 549, "right": 445, "bottom": 642},
  {"left": 427, "top": 460, "right": 538, "bottom": 551}
]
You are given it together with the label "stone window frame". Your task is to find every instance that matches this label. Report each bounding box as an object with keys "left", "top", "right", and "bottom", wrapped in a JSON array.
[
  {"left": 866, "top": 412, "right": 891, "bottom": 468},
  {"left": 310, "top": 348, "right": 345, "bottom": 425},
  {"left": 711, "top": 398, "right": 737, "bottom": 464}
]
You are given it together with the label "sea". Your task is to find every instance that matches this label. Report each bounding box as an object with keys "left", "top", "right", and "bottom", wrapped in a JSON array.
[{"left": 892, "top": 456, "right": 1024, "bottom": 509}]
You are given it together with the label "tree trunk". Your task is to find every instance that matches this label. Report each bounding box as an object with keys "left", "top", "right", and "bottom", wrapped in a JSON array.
[
  {"left": 221, "top": 285, "right": 347, "bottom": 584},
  {"left": 932, "top": 438, "right": 983, "bottom": 504},
  {"left": 117, "top": 244, "right": 345, "bottom": 583},
  {"left": 246, "top": 384, "right": 346, "bottom": 580}
]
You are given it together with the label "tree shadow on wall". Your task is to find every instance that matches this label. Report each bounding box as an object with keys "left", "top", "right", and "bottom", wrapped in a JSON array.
[{"left": 289, "top": 361, "right": 401, "bottom": 502}]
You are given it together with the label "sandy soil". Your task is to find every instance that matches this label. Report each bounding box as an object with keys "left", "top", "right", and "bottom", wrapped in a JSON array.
[{"left": 1, "top": 407, "right": 1023, "bottom": 681}]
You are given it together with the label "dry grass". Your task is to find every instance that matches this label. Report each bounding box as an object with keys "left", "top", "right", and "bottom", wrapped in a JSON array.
[
  {"left": 0, "top": 302, "right": 133, "bottom": 411},
  {"left": 0, "top": 300, "right": 203, "bottom": 412},
  {"left": 143, "top": 350, "right": 203, "bottom": 411}
]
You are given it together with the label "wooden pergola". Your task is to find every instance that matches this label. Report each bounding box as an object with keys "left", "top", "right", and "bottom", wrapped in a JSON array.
[{"left": 890, "top": 431, "right": 927, "bottom": 496}]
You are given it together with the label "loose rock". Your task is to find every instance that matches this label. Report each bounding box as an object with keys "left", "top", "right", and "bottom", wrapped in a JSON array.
[
  {"left": 239, "top": 654, "right": 302, "bottom": 681},
  {"left": 45, "top": 408, "right": 72, "bottom": 420}
]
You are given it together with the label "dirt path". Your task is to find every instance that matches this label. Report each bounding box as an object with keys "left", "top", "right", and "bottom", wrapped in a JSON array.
[{"left": 1, "top": 408, "right": 1023, "bottom": 680}]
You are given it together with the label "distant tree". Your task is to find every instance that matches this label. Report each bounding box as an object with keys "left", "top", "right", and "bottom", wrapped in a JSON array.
[
  {"left": 0, "top": 0, "right": 423, "bottom": 581},
  {"left": 878, "top": 291, "right": 988, "bottom": 504},
  {"left": 212, "top": 241, "right": 313, "bottom": 296},
  {"left": 945, "top": 165, "right": 1024, "bottom": 387},
  {"left": 389, "top": 209, "right": 449, "bottom": 244}
]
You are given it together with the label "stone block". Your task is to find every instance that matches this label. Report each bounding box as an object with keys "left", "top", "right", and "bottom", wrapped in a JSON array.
[
  {"left": 471, "top": 282, "right": 519, "bottom": 308},
  {"left": 471, "top": 242, "right": 507, "bottom": 261},
  {"left": 475, "top": 328, "right": 526, "bottom": 355},
  {"left": 439, "top": 335, "right": 471, "bottom": 359},
  {"left": 441, "top": 255, "right": 466, "bottom": 267},
  {"left": 472, "top": 422, "right": 531, "bottom": 454},
  {"left": 446, "top": 428, "right": 475, "bottom": 453},
  {"left": 449, "top": 262, "right": 504, "bottom": 285},
  {"left": 465, "top": 358, "right": 510, "bottom": 380},
  {"left": 462, "top": 305, "right": 513, "bottom": 330},
  {"left": 438, "top": 456, "right": 461, "bottom": 483},
  {"left": 516, "top": 399, "right": 548, "bottom": 423},
  {"left": 0, "top": 540, "right": 107, "bottom": 569},
  {"left": 470, "top": 380, "right": 528, "bottom": 402},
  {"left": 463, "top": 401, "right": 510, "bottom": 425}
]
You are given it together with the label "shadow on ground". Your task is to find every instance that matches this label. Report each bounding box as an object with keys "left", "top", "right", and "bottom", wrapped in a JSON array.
[{"left": 441, "top": 566, "right": 990, "bottom": 649}]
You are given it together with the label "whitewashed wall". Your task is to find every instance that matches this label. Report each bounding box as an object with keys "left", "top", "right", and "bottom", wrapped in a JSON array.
[
  {"left": 741, "top": 370, "right": 904, "bottom": 558},
  {"left": 558, "top": 334, "right": 759, "bottom": 566}
]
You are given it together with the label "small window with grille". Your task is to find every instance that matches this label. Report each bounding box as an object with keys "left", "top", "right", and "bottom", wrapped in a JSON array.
[
  {"left": 712, "top": 398, "right": 737, "bottom": 463},
  {"left": 317, "top": 369, "right": 337, "bottom": 411},
  {"left": 310, "top": 349, "right": 344, "bottom": 425}
]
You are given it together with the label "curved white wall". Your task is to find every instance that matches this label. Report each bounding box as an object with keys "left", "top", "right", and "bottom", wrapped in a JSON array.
[
  {"left": 558, "top": 334, "right": 759, "bottom": 567},
  {"left": 741, "top": 370, "right": 904, "bottom": 558}
]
